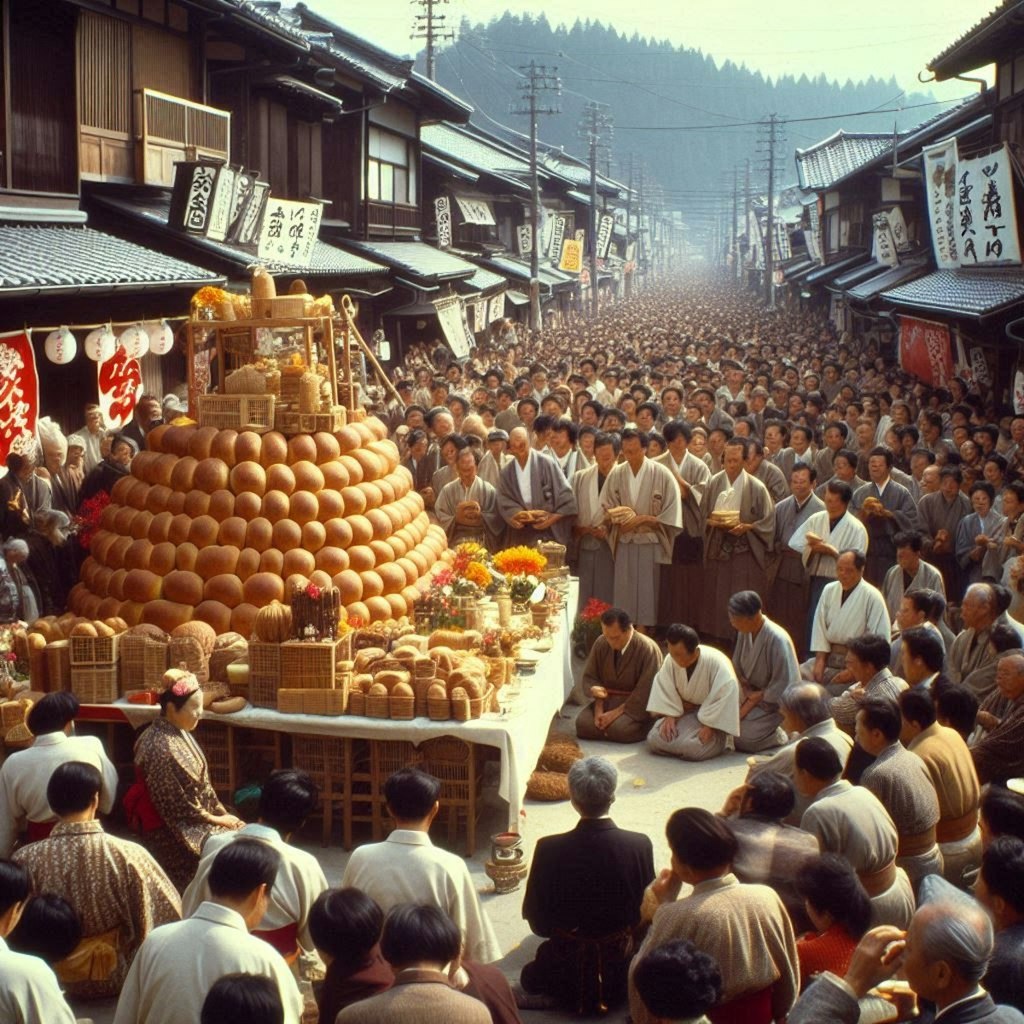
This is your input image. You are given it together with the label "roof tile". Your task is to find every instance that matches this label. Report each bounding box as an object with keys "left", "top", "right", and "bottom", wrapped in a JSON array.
[
  {"left": 795, "top": 131, "right": 895, "bottom": 191},
  {"left": 881, "top": 268, "right": 1024, "bottom": 317}
]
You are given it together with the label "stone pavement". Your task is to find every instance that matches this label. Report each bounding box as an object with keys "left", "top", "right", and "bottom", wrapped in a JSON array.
[{"left": 75, "top": 702, "right": 751, "bottom": 1024}]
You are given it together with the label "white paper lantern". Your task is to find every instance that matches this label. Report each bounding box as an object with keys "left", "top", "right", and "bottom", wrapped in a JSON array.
[
  {"left": 44, "top": 326, "right": 77, "bottom": 365},
  {"left": 119, "top": 324, "right": 149, "bottom": 359},
  {"left": 84, "top": 325, "right": 117, "bottom": 362},
  {"left": 147, "top": 319, "right": 174, "bottom": 356}
]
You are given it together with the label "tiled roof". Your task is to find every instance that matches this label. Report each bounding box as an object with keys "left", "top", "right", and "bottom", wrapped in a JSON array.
[
  {"left": 91, "top": 194, "right": 387, "bottom": 277},
  {"left": 223, "top": 1, "right": 310, "bottom": 48},
  {"left": 310, "top": 36, "right": 407, "bottom": 92},
  {"left": 340, "top": 240, "right": 478, "bottom": 283},
  {"left": 928, "top": 1, "right": 1023, "bottom": 78},
  {"left": 421, "top": 124, "right": 532, "bottom": 182},
  {"left": 881, "top": 268, "right": 1024, "bottom": 318},
  {"left": 479, "top": 254, "right": 576, "bottom": 291},
  {"left": 458, "top": 267, "right": 507, "bottom": 294},
  {"left": 846, "top": 260, "right": 929, "bottom": 303},
  {"left": 804, "top": 251, "right": 872, "bottom": 285},
  {"left": 0, "top": 224, "right": 222, "bottom": 294},
  {"left": 795, "top": 132, "right": 895, "bottom": 191}
]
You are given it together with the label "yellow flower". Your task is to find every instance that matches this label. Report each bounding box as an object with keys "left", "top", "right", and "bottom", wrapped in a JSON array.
[{"left": 464, "top": 562, "right": 492, "bottom": 589}]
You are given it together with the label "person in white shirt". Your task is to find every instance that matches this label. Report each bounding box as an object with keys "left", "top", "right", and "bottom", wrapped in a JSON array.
[
  {"left": 114, "top": 838, "right": 303, "bottom": 1024},
  {"left": 0, "top": 691, "right": 118, "bottom": 856},
  {"left": 341, "top": 767, "right": 501, "bottom": 963},
  {"left": 182, "top": 769, "right": 328, "bottom": 961},
  {"left": 0, "top": 859, "right": 77, "bottom": 1024}
]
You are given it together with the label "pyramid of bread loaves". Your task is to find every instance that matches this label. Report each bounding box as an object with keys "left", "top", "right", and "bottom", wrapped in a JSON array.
[{"left": 68, "top": 417, "right": 446, "bottom": 636}]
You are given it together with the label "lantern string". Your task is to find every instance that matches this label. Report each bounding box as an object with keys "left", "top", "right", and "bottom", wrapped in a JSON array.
[{"left": 29, "top": 315, "right": 189, "bottom": 334}]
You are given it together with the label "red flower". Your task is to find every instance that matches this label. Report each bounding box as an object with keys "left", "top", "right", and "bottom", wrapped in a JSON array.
[
  {"left": 581, "top": 598, "right": 611, "bottom": 621},
  {"left": 305, "top": 583, "right": 322, "bottom": 600}
]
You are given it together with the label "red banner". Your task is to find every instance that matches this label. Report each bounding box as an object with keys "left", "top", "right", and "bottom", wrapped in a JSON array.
[
  {"left": 98, "top": 345, "right": 142, "bottom": 430},
  {"left": 899, "top": 316, "right": 954, "bottom": 388},
  {"left": 0, "top": 330, "right": 39, "bottom": 479}
]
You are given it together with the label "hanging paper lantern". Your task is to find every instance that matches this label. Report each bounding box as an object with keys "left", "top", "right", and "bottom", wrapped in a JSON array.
[
  {"left": 119, "top": 324, "right": 150, "bottom": 359},
  {"left": 84, "top": 324, "right": 117, "bottom": 362},
  {"left": 44, "top": 326, "right": 77, "bottom": 365},
  {"left": 147, "top": 319, "right": 174, "bottom": 356}
]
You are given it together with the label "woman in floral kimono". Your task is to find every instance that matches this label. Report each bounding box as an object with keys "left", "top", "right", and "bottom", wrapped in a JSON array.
[{"left": 128, "top": 670, "right": 241, "bottom": 890}]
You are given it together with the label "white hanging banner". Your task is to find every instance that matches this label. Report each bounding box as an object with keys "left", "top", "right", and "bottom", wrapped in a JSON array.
[
  {"left": 453, "top": 194, "right": 495, "bottom": 226},
  {"left": 257, "top": 198, "right": 322, "bottom": 266},
  {"left": 435, "top": 196, "right": 452, "bottom": 248},
  {"left": 597, "top": 213, "right": 614, "bottom": 259},
  {"left": 873, "top": 213, "right": 899, "bottom": 268},
  {"left": 433, "top": 295, "right": 472, "bottom": 358},
  {"left": 922, "top": 139, "right": 959, "bottom": 269},
  {"left": 888, "top": 206, "right": 910, "bottom": 253},
  {"left": 957, "top": 144, "right": 1022, "bottom": 266},
  {"left": 517, "top": 224, "right": 532, "bottom": 256},
  {"left": 487, "top": 292, "right": 506, "bottom": 324},
  {"left": 806, "top": 201, "right": 823, "bottom": 264},
  {"left": 472, "top": 300, "right": 487, "bottom": 333},
  {"left": 548, "top": 216, "right": 567, "bottom": 261}
]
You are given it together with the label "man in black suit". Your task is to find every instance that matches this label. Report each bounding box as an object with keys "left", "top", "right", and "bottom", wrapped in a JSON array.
[
  {"left": 520, "top": 756, "right": 654, "bottom": 1013},
  {"left": 790, "top": 900, "right": 1024, "bottom": 1024}
]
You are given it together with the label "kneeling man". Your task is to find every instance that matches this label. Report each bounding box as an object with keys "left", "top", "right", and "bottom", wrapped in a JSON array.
[{"left": 647, "top": 624, "right": 741, "bottom": 760}]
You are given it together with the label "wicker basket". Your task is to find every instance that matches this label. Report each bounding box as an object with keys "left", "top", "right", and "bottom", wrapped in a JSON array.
[
  {"left": 452, "top": 685, "right": 492, "bottom": 722},
  {"left": 349, "top": 691, "right": 367, "bottom": 716},
  {"left": 280, "top": 639, "right": 343, "bottom": 689},
  {"left": 248, "top": 642, "right": 281, "bottom": 678},
  {"left": 366, "top": 693, "right": 390, "bottom": 718},
  {"left": 71, "top": 665, "right": 119, "bottom": 704},
  {"left": 249, "top": 672, "right": 280, "bottom": 709},
  {"left": 69, "top": 633, "right": 120, "bottom": 665},
  {"left": 1, "top": 697, "right": 32, "bottom": 731},
  {"left": 225, "top": 366, "right": 267, "bottom": 395},
  {"left": 413, "top": 675, "right": 435, "bottom": 718},
  {"left": 120, "top": 635, "right": 168, "bottom": 693},
  {"left": 428, "top": 695, "right": 451, "bottom": 721},
  {"left": 194, "top": 720, "right": 232, "bottom": 799},
  {"left": 278, "top": 688, "right": 346, "bottom": 716},
  {"left": 46, "top": 640, "right": 72, "bottom": 691},
  {"left": 389, "top": 694, "right": 415, "bottom": 720},
  {"left": 299, "top": 408, "right": 347, "bottom": 432},
  {"left": 196, "top": 394, "right": 276, "bottom": 433}
]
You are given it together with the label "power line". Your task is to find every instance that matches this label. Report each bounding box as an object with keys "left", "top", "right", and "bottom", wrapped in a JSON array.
[{"left": 410, "top": 0, "right": 454, "bottom": 81}]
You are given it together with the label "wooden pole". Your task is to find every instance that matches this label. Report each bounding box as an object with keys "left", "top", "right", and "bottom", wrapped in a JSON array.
[
  {"left": 339, "top": 296, "right": 403, "bottom": 406},
  {"left": 325, "top": 315, "right": 338, "bottom": 406}
]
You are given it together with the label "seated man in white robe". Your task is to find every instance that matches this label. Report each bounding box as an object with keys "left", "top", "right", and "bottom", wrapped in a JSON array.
[
  {"left": 647, "top": 623, "right": 740, "bottom": 761},
  {"left": 728, "top": 590, "right": 799, "bottom": 753},
  {"left": 600, "top": 428, "right": 681, "bottom": 631},
  {"left": 801, "top": 549, "right": 891, "bottom": 692},
  {"left": 434, "top": 447, "right": 505, "bottom": 553},
  {"left": 881, "top": 530, "right": 946, "bottom": 621}
]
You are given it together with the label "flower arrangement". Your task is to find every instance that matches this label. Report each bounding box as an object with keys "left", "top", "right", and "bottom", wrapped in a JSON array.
[
  {"left": 571, "top": 598, "right": 612, "bottom": 658},
  {"left": 493, "top": 546, "right": 547, "bottom": 606},
  {"left": 73, "top": 492, "right": 111, "bottom": 551},
  {"left": 0, "top": 626, "right": 28, "bottom": 687}
]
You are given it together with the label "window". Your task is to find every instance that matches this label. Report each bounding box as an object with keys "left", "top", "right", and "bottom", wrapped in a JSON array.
[{"left": 367, "top": 127, "right": 416, "bottom": 204}]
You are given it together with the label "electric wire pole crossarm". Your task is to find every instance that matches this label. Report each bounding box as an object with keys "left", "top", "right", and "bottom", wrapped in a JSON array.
[
  {"left": 411, "top": 0, "right": 454, "bottom": 81},
  {"left": 579, "top": 102, "right": 613, "bottom": 318}
]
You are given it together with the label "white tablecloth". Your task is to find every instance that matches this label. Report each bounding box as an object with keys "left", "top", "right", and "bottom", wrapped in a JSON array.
[{"left": 110, "top": 581, "right": 578, "bottom": 827}]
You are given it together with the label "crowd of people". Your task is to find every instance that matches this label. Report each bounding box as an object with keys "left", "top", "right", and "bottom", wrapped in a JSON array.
[{"left": 1, "top": 275, "right": 1024, "bottom": 1021}]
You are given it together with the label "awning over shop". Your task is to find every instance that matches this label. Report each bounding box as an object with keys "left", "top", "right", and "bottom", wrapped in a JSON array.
[
  {"left": 783, "top": 258, "right": 818, "bottom": 281},
  {"left": 506, "top": 290, "right": 530, "bottom": 306},
  {"left": 89, "top": 192, "right": 391, "bottom": 290},
  {"left": 829, "top": 260, "right": 888, "bottom": 293},
  {"left": 880, "top": 268, "right": 1024, "bottom": 319},
  {"left": 803, "top": 251, "right": 872, "bottom": 286},
  {"left": 339, "top": 239, "right": 479, "bottom": 288},
  {"left": 478, "top": 254, "right": 577, "bottom": 293},
  {"left": 0, "top": 223, "right": 223, "bottom": 297},
  {"left": 452, "top": 193, "right": 496, "bottom": 226},
  {"left": 454, "top": 266, "right": 507, "bottom": 297},
  {"left": 846, "top": 260, "right": 930, "bottom": 303}
]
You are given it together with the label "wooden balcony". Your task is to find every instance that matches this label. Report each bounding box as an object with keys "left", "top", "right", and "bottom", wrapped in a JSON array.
[
  {"left": 364, "top": 200, "right": 421, "bottom": 237},
  {"left": 137, "top": 89, "right": 231, "bottom": 187}
]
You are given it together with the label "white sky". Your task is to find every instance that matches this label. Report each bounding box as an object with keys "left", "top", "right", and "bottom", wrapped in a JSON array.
[{"left": 317, "top": 0, "right": 995, "bottom": 98}]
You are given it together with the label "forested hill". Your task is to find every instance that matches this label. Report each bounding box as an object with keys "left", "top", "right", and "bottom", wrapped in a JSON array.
[{"left": 428, "top": 13, "right": 940, "bottom": 196}]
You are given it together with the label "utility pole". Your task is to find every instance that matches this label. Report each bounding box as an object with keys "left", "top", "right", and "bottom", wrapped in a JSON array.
[
  {"left": 732, "top": 166, "right": 739, "bottom": 284},
  {"left": 637, "top": 163, "right": 645, "bottom": 291},
  {"left": 511, "top": 62, "right": 560, "bottom": 332},
  {"left": 624, "top": 154, "right": 634, "bottom": 300},
  {"left": 411, "top": 0, "right": 454, "bottom": 81},
  {"left": 759, "top": 113, "right": 781, "bottom": 309},
  {"left": 744, "top": 158, "right": 751, "bottom": 287},
  {"left": 579, "top": 102, "right": 613, "bottom": 318}
]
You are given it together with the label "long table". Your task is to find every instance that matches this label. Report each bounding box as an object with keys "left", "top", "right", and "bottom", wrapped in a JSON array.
[{"left": 86, "top": 581, "right": 578, "bottom": 829}]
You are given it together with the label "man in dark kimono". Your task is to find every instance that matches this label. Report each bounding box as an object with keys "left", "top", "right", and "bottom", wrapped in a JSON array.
[{"left": 852, "top": 447, "right": 919, "bottom": 587}]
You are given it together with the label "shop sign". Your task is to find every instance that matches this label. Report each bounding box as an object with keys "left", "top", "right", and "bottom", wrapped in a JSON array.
[
  {"left": 899, "top": 316, "right": 954, "bottom": 387},
  {"left": 922, "top": 139, "right": 959, "bottom": 268},
  {"left": 559, "top": 239, "right": 583, "bottom": 273},
  {"left": 597, "top": 214, "right": 614, "bottom": 259},
  {"left": 957, "top": 146, "right": 1021, "bottom": 266},
  {"left": 0, "top": 331, "right": 38, "bottom": 478},
  {"left": 257, "top": 199, "right": 322, "bottom": 267},
  {"left": 435, "top": 196, "right": 452, "bottom": 248},
  {"left": 98, "top": 344, "right": 142, "bottom": 430}
]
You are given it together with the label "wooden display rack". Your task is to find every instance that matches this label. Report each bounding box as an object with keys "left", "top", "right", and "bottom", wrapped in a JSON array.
[{"left": 184, "top": 296, "right": 402, "bottom": 427}]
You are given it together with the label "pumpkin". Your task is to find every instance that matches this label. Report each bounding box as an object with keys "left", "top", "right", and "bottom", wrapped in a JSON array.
[{"left": 253, "top": 600, "right": 292, "bottom": 643}]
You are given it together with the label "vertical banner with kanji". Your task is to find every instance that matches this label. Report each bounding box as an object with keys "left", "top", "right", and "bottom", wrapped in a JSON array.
[
  {"left": 873, "top": 213, "right": 899, "bottom": 267},
  {"left": 899, "top": 316, "right": 954, "bottom": 387},
  {"left": 434, "top": 196, "right": 452, "bottom": 249},
  {"left": 957, "top": 145, "right": 1022, "bottom": 266},
  {"left": 922, "top": 139, "right": 959, "bottom": 268},
  {"left": 0, "top": 331, "right": 39, "bottom": 479},
  {"left": 596, "top": 214, "right": 614, "bottom": 259},
  {"left": 257, "top": 198, "right": 322, "bottom": 266},
  {"left": 98, "top": 345, "right": 143, "bottom": 430}
]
